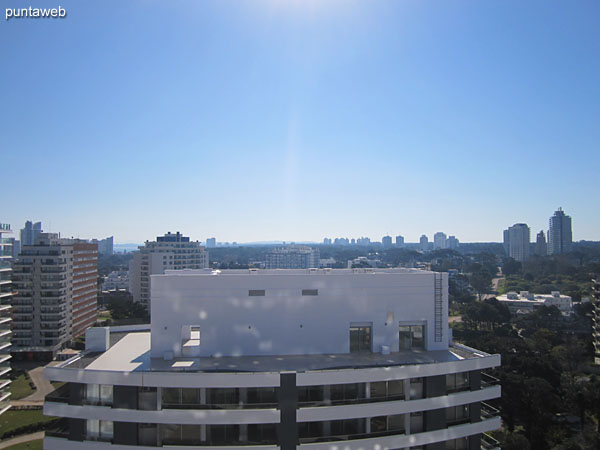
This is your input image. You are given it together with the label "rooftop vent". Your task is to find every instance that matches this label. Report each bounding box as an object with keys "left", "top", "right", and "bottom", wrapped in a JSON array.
[{"left": 85, "top": 327, "right": 110, "bottom": 352}]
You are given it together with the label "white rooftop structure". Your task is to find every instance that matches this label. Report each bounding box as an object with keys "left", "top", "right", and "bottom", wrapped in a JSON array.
[{"left": 497, "top": 290, "right": 573, "bottom": 314}]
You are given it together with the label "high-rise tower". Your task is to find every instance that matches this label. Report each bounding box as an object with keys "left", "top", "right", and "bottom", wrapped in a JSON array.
[{"left": 548, "top": 208, "right": 572, "bottom": 255}]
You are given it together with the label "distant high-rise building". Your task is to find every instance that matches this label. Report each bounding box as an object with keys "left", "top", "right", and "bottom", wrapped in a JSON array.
[
  {"left": 8, "top": 238, "right": 20, "bottom": 259},
  {"left": 503, "top": 229, "right": 510, "bottom": 256},
  {"left": 504, "top": 224, "right": 530, "bottom": 262},
  {"left": 0, "top": 223, "right": 14, "bottom": 415},
  {"left": 548, "top": 207, "right": 572, "bottom": 255},
  {"left": 419, "top": 235, "right": 429, "bottom": 252},
  {"left": 433, "top": 232, "right": 447, "bottom": 250},
  {"left": 265, "top": 245, "right": 320, "bottom": 269},
  {"left": 11, "top": 233, "right": 98, "bottom": 358},
  {"left": 334, "top": 238, "right": 350, "bottom": 246},
  {"left": 356, "top": 237, "right": 370, "bottom": 246},
  {"left": 382, "top": 235, "right": 392, "bottom": 248},
  {"left": 206, "top": 237, "right": 217, "bottom": 248},
  {"left": 395, "top": 235, "right": 405, "bottom": 247},
  {"left": 19, "top": 220, "right": 42, "bottom": 246},
  {"left": 91, "top": 236, "right": 114, "bottom": 255},
  {"left": 447, "top": 236, "right": 459, "bottom": 250},
  {"left": 129, "top": 232, "right": 209, "bottom": 307},
  {"left": 323, "top": 238, "right": 332, "bottom": 246},
  {"left": 535, "top": 231, "right": 547, "bottom": 256}
]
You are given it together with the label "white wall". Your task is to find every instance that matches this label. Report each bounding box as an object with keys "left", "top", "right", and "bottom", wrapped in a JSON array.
[{"left": 150, "top": 269, "right": 448, "bottom": 358}]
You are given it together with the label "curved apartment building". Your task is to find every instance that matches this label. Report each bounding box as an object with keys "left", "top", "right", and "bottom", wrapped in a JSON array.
[{"left": 44, "top": 268, "right": 501, "bottom": 450}]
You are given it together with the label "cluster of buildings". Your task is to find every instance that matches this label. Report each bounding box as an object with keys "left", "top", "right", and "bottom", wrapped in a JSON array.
[
  {"left": 503, "top": 208, "right": 573, "bottom": 262},
  {"left": 42, "top": 268, "right": 502, "bottom": 449},
  {"left": 323, "top": 233, "right": 459, "bottom": 253}
]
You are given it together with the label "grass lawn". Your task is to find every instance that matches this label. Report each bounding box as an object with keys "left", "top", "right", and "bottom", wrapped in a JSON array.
[
  {"left": 2, "top": 439, "right": 43, "bottom": 450},
  {"left": 9, "top": 374, "right": 34, "bottom": 401},
  {"left": 0, "top": 410, "right": 55, "bottom": 439}
]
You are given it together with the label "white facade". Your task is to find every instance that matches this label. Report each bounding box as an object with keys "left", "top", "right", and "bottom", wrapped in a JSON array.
[
  {"left": 102, "top": 271, "right": 129, "bottom": 291},
  {"left": 150, "top": 269, "right": 449, "bottom": 359}
]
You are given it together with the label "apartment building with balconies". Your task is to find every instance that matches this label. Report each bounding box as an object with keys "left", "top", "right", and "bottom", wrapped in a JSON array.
[
  {"left": 129, "top": 232, "right": 208, "bottom": 307},
  {"left": 43, "top": 268, "right": 501, "bottom": 450},
  {"left": 11, "top": 233, "right": 98, "bottom": 359},
  {"left": 0, "top": 222, "right": 14, "bottom": 414}
]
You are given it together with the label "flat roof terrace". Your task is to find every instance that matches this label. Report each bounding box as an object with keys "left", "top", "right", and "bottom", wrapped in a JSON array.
[
  {"left": 161, "top": 268, "right": 433, "bottom": 277},
  {"left": 59, "top": 330, "right": 495, "bottom": 374}
]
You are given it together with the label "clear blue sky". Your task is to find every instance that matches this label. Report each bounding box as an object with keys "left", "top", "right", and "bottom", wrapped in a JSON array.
[{"left": 1, "top": 0, "right": 598, "bottom": 244}]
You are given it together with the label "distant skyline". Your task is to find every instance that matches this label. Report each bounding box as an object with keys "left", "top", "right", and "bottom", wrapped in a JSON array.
[{"left": 2, "top": 1, "right": 599, "bottom": 243}]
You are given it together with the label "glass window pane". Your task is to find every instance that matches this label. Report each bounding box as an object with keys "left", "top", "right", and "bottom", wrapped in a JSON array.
[
  {"left": 371, "top": 381, "right": 386, "bottom": 397},
  {"left": 86, "top": 384, "right": 100, "bottom": 403},
  {"left": 371, "top": 416, "right": 386, "bottom": 432},
  {"left": 410, "top": 412, "right": 424, "bottom": 433},
  {"left": 388, "top": 414, "right": 405, "bottom": 431},
  {"left": 100, "top": 385, "right": 113, "bottom": 404},
  {"left": 181, "top": 388, "right": 199, "bottom": 405},
  {"left": 162, "top": 388, "right": 181, "bottom": 404},
  {"left": 388, "top": 380, "right": 404, "bottom": 397}
]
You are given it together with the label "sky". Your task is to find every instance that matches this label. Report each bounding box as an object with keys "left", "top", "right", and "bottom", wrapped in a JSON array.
[{"left": 1, "top": 0, "right": 599, "bottom": 244}]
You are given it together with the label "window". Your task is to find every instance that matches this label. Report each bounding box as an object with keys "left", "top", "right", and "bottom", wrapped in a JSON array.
[
  {"left": 208, "top": 425, "right": 240, "bottom": 445},
  {"left": 446, "top": 372, "right": 470, "bottom": 393},
  {"left": 445, "top": 437, "right": 468, "bottom": 450},
  {"left": 370, "top": 414, "right": 405, "bottom": 434},
  {"left": 409, "top": 378, "right": 423, "bottom": 399},
  {"left": 330, "top": 383, "right": 366, "bottom": 403},
  {"left": 349, "top": 325, "right": 372, "bottom": 353},
  {"left": 370, "top": 380, "right": 404, "bottom": 400},
  {"left": 138, "top": 423, "right": 157, "bottom": 446},
  {"left": 410, "top": 412, "right": 424, "bottom": 433},
  {"left": 446, "top": 405, "right": 470, "bottom": 425},
  {"left": 247, "top": 423, "right": 277, "bottom": 444},
  {"left": 248, "top": 290, "right": 265, "bottom": 296},
  {"left": 302, "top": 289, "right": 318, "bottom": 296},
  {"left": 209, "top": 388, "right": 239, "bottom": 405},
  {"left": 399, "top": 325, "right": 425, "bottom": 350},
  {"left": 138, "top": 387, "right": 157, "bottom": 410},
  {"left": 246, "top": 387, "right": 277, "bottom": 405},
  {"left": 86, "top": 419, "right": 113, "bottom": 441},
  {"left": 85, "top": 384, "right": 112, "bottom": 406}
]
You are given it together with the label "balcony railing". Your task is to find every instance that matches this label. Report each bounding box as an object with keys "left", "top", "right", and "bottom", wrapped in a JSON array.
[
  {"left": 481, "top": 402, "right": 500, "bottom": 420},
  {"left": 162, "top": 401, "right": 278, "bottom": 410},
  {"left": 481, "top": 433, "right": 501, "bottom": 450},
  {"left": 481, "top": 372, "right": 500, "bottom": 388},
  {"left": 46, "top": 384, "right": 70, "bottom": 403}
]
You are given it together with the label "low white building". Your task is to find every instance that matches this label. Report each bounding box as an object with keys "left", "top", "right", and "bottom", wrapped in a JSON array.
[
  {"left": 43, "top": 268, "right": 501, "bottom": 450},
  {"left": 497, "top": 291, "right": 573, "bottom": 315},
  {"left": 102, "top": 271, "right": 129, "bottom": 292}
]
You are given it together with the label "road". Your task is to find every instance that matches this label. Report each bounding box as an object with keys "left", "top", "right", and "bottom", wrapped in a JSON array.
[
  {"left": 10, "top": 365, "right": 54, "bottom": 407},
  {"left": 0, "top": 432, "right": 43, "bottom": 449}
]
